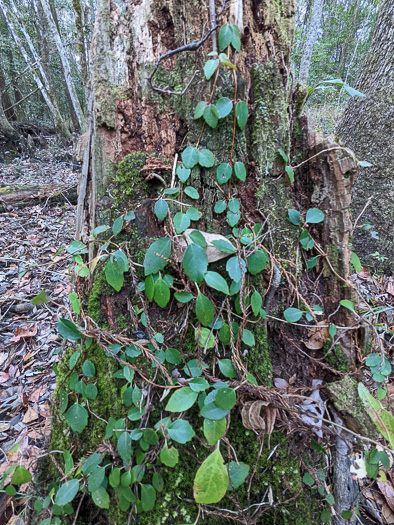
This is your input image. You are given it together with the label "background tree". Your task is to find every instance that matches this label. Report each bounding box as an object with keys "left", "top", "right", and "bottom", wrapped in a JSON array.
[
  {"left": 298, "top": 0, "right": 325, "bottom": 84},
  {"left": 337, "top": 0, "right": 394, "bottom": 273}
]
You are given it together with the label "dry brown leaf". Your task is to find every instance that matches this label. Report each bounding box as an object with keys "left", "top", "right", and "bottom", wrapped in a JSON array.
[
  {"left": 10, "top": 324, "right": 37, "bottom": 343},
  {"left": 0, "top": 372, "right": 10, "bottom": 383},
  {"left": 387, "top": 280, "right": 394, "bottom": 296},
  {"left": 378, "top": 480, "right": 394, "bottom": 512},
  {"left": 382, "top": 503, "right": 394, "bottom": 524},
  {"left": 22, "top": 406, "right": 39, "bottom": 424},
  {"left": 241, "top": 400, "right": 277, "bottom": 437},
  {"left": 357, "top": 266, "right": 371, "bottom": 280},
  {"left": 274, "top": 378, "right": 288, "bottom": 389},
  {"left": 304, "top": 320, "right": 329, "bottom": 350}
]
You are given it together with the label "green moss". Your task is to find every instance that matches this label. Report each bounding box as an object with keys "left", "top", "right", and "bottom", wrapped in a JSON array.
[
  {"left": 325, "top": 342, "right": 350, "bottom": 372},
  {"left": 87, "top": 269, "right": 112, "bottom": 324},
  {"left": 246, "top": 325, "right": 273, "bottom": 386},
  {"left": 113, "top": 152, "right": 148, "bottom": 211}
]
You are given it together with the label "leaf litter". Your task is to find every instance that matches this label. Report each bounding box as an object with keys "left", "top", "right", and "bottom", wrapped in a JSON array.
[{"left": 0, "top": 141, "right": 79, "bottom": 523}]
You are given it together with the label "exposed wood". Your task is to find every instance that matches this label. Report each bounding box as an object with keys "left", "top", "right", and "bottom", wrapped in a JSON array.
[{"left": 0, "top": 184, "right": 77, "bottom": 212}]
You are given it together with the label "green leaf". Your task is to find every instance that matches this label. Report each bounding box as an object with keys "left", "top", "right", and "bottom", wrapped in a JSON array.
[
  {"left": 194, "top": 100, "right": 207, "bottom": 119},
  {"left": 302, "top": 472, "right": 315, "bottom": 486},
  {"left": 277, "top": 149, "right": 288, "bottom": 163},
  {"left": 351, "top": 252, "right": 362, "bottom": 272},
  {"left": 203, "top": 105, "right": 219, "bottom": 128},
  {"left": 182, "top": 243, "right": 208, "bottom": 284},
  {"left": 359, "top": 160, "right": 372, "bottom": 168},
  {"left": 167, "top": 419, "right": 195, "bottom": 444},
  {"left": 105, "top": 256, "right": 124, "bottom": 292},
  {"left": 166, "top": 387, "right": 198, "bottom": 412},
  {"left": 160, "top": 445, "right": 179, "bottom": 467},
  {"left": 82, "top": 453, "right": 102, "bottom": 475},
  {"left": 215, "top": 387, "right": 236, "bottom": 410},
  {"left": 88, "top": 466, "right": 105, "bottom": 492},
  {"left": 58, "top": 319, "right": 83, "bottom": 341},
  {"left": 198, "top": 149, "right": 215, "bottom": 168},
  {"left": 189, "top": 230, "right": 207, "bottom": 247},
  {"left": 55, "top": 479, "right": 79, "bottom": 506},
  {"left": 117, "top": 431, "right": 133, "bottom": 463},
  {"left": 216, "top": 163, "right": 232, "bottom": 185},
  {"left": 141, "top": 484, "right": 156, "bottom": 512},
  {"left": 152, "top": 471, "right": 164, "bottom": 492},
  {"left": 325, "top": 493, "right": 335, "bottom": 505},
  {"left": 307, "top": 256, "right": 318, "bottom": 269},
  {"left": 228, "top": 461, "right": 249, "bottom": 490},
  {"left": 92, "top": 224, "right": 110, "bottom": 237},
  {"left": 184, "top": 186, "right": 199, "bottom": 200},
  {"left": 343, "top": 84, "right": 365, "bottom": 97},
  {"left": 234, "top": 161, "right": 246, "bottom": 181},
  {"left": 215, "top": 97, "right": 233, "bottom": 118},
  {"left": 154, "top": 200, "right": 168, "bottom": 221},
  {"left": 300, "top": 230, "right": 314, "bottom": 250},
  {"left": 195, "top": 327, "right": 215, "bottom": 349},
  {"left": 213, "top": 201, "right": 227, "bottom": 214},
  {"left": 11, "top": 466, "right": 32, "bottom": 485},
  {"left": 203, "top": 59, "right": 219, "bottom": 80},
  {"left": 165, "top": 348, "right": 182, "bottom": 365},
  {"left": 203, "top": 418, "right": 226, "bottom": 445},
  {"left": 31, "top": 290, "right": 48, "bottom": 305},
  {"left": 341, "top": 511, "right": 353, "bottom": 519},
  {"left": 339, "top": 299, "right": 355, "bottom": 312},
  {"left": 218, "top": 24, "right": 233, "bottom": 51},
  {"left": 227, "top": 211, "right": 240, "bottom": 227},
  {"left": 305, "top": 208, "right": 325, "bottom": 224},
  {"left": 186, "top": 207, "right": 202, "bottom": 220},
  {"left": 144, "top": 237, "right": 171, "bottom": 276},
  {"left": 235, "top": 101, "right": 248, "bottom": 130},
  {"left": 285, "top": 165, "right": 294, "bottom": 182},
  {"left": 251, "top": 291, "right": 262, "bottom": 316},
  {"left": 145, "top": 275, "right": 154, "bottom": 301},
  {"left": 153, "top": 277, "right": 170, "bottom": 308},
  {"left": 91, "top": 486, "right": 110, "bottom": 509},
  {"left": 226, "top": 256, "right": 246, "bottom": 282},
  {"left": 124, "top": 210, "right": 135, "bottom": 221},
  {"left": 82, "top": 360, "right": 96, "bottom": 377},
  {"left": 247, "top": 250, "right": 268, "bottom": 275},
  {"left": 68, "top": 292, "right": 81, "bottom": 314},
  {"left": 109, "top": 468, "right": 120, "bottom": 488},
  {"left": 112, "top": 216, "right": 123, "bottom": 236},
  {"left": 177, "top": 166, "right": 191, "bottom": 183},
  {"left": 164, "top": 187, "right": 180, "bottom": 196},
  {"left": 189, "top": 377, "right": 209, "bottom": 392},
  {"left": 242, "top": 329, "right": 255, "bottom": 347},
  {"left": 230, "top": 24, "right": 241, "bottom": 51},
  {"left": 182, "top": 146, "right": 199, "bottom": 169},
  {"left": 212, "top": 239, "right": 235, "bottom": 254},
  {"left": 288, "top": 209, "right": 301, "bottom": 226},
  {"left": 65, "top": 404, "right": 88, "bottom": 433},
  {"left": 329, "top": 324, "right": 337, "bottom": 337},
  {"left": 196, "top": 292, "right": 215, "bottom": 326},
  {"left": 204, "top": 271, "right": 229, "bottom": 295},
  {"left": 228, "top": 199, "right": 240, "bottom": 213},
  {"left": 193, "top": 447, "right": 229, "bottom": 504},
  {"left": 174, "top": 291, "right": 194, "bottom": 303},
  {"left": 173, "top": 212, "right": 191, "bottom": 233},
  {"left": 283, "top": 308, "right": 303, "bottom": 323},
  {"left": 200, "top": 401, "right": 229, "bottom": 420},
  {"left": 218, "top": 359, "right": 237, "bottom": 379}
]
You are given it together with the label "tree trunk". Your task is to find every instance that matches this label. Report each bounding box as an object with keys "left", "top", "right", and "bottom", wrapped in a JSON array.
[
  {"left": 72, "top": 0, "right": 89, "bottom": 88},
  {"left": 39, "top": 0, "right": 87, "bottom": 131},
  {"left": 298, "top": 0, "right": 324, "bottom": 84},
  {"left": 0, "top": 0, "right": 72, "bottom": 138},
  {"left": 337, "top": 0, "right": 394, "bottom": 273},
  {"left": 45, "top": 1, "right": 371, "bottom": 524},
  {"left": 336, "top": 0, "right": 361, "bottom": 79}
]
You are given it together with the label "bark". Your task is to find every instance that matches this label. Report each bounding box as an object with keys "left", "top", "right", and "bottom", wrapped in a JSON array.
[
  {"left": 337, "top": 0, "right": 394, "bottom": 273},
  {"left": 0, "top": 97, "right": 16, "bottom": 139},
  {"left": 72, "top": 0, "right": 89, "bottom": 88},
  {"left": 298, "top": 0, "right": 324, "bottom": 84},
  {"left": 0, "top": 67, "right": 16, "bottom": 121},
  {"left": 39, "top": 0, "right": 87, "bottom": 131},
  {"left": 0, "top": 0, "right": 71, "bottom": 138},
  {"left": 47, "top": 1, "right": 368, "bottom": 524}
]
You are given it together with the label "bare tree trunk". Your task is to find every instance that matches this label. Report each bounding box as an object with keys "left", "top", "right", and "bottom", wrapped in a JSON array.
[
  {"left": 336, "top": 0, "right": 361, "bottom": 78},
  {"left": 39, "top": 0, "right": 87, "bottom": 131},
  {"left": 298, "top": 0, "right": 324, "bottom": 84},
  {"left": 72, "top": 0, "right": 89, "bottom": 87},
  {"left": 0, "top": 95, "right": 16, "bottom": 138},
  {"left": 337, "top": 0, "right": 394, "bottom": 273},
  {"left": 0, "top": 0, "right": 71, "bottom": 138}
]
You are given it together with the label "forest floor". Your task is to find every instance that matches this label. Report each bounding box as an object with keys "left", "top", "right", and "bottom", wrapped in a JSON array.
[{"left": 0, "top": 141, "right": 79, "bottom": 523}]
